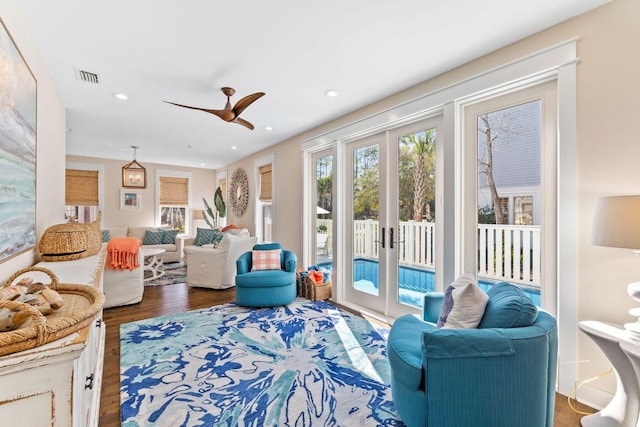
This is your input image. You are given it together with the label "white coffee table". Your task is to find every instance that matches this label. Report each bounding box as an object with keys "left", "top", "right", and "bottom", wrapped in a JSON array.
[{"left": 142, "top": 248, "right": 166, "bottom": 282}]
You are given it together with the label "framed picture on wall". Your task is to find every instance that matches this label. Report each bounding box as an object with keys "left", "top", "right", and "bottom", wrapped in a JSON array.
[
  {"left": 121, "top": 189, "right": 141, "bottom": 210},
  {"left": 0, "top": 18, "right": 37, "bottom": 263}
]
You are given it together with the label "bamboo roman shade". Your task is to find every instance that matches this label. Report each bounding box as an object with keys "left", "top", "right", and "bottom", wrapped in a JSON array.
[
  {"left": 220, "top": 178, "right": 227, "bottom": 202},
  {"left": 259, "top": 165, "right": 272, "bottom": 201},
  {"left": 159, "top": 176, "right": 189, "bottom": 206},
  {"left": 65, "top": 169, "right": 98, "bottom": 206}
]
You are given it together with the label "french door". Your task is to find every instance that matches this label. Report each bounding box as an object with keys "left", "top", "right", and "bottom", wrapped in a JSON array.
[
  {"left": 462, "top": 80, "right": 557, "bottom": 312},
  {"left": 344, "top": 117, "right": 443, "bottom": 317}
]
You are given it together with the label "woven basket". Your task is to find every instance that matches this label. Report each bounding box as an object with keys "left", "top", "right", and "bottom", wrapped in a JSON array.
[
  {"left": 304, "top": 276, "right": 332, "bottom": 301},
  {"left": 39, "top": 221, "right": 102, "bottom": 262},
  {"left": 0, "top": 267, "right": 105, "bottom": 357}
]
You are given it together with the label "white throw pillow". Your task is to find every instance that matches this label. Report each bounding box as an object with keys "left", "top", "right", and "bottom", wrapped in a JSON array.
[{"left": 437, "top": 272, "right": 488, "bottom": 329}]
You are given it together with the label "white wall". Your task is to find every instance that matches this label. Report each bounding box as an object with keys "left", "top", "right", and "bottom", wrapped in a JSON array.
[
  {"left": 66, "top": 155, "right": 216, "bottom": 232},
  {"left": 0, "top": 4, "right": 66, "bottom": 281},
  {"left": 219, "top": 0, "right": 639, "bottom": 402}
]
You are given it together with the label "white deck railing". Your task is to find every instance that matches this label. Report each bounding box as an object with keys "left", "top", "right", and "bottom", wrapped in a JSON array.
[{"left": 317, "top": 219, "right": 541, "bottom": 287}]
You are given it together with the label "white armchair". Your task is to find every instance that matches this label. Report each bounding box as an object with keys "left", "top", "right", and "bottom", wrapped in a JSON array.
[{"left": 183, "top": 231, "right": 257, "bottom": 289}]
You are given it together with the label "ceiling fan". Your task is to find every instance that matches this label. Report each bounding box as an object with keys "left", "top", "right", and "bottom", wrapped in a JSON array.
[{"left": 165, "top": 87, "right": 265, "bottom": 130}]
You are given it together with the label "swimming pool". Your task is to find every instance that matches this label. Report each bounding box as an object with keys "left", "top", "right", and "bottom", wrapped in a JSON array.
[{"left": 320, "top": 258, "right": 541, "bottom": 307}]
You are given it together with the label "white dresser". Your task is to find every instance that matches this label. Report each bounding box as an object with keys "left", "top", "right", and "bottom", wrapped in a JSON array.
[{"left": 0, "top": 250, "right": 106, "bottom": 427}]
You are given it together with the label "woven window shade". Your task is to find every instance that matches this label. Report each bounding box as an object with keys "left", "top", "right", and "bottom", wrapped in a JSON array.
[
  {"left": 159, "top": 176, "right": 188, "bottom": 206},
  {"left": 259, "top": 164, "right": 272, "bottom": 201},
  {"left": 220, "top": 178, "right": 227, "bottom": 202},
  {"left": 65, "top": 169, "right": 98, "bottom": 206}
]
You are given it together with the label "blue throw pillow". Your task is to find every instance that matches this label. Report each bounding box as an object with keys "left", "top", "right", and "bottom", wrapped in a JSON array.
[
  {"left": 142, "top": 230, "right": 164, "bottom": 245},
  {"left": 478, "top": 282, "right": 538, "bottom": 328},
  {"left": 193, "top": 228, "right": 222, "bottom": 246},
  {"left": 101, "top": 230, "right": 110, "bottom": 243},
  {"left": 162, "top": 229, "right": 179, "bottom": 244}
]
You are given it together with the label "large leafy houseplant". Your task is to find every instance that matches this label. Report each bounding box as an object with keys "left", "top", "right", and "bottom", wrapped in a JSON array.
[{"left": 202, "top": 187, "right": 226, "bottom": 228}]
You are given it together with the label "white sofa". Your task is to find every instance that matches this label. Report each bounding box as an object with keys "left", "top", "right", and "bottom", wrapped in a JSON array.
[
  {"left": 105, "top": 226, "right": 183, "bottom": 263},
  {"left": 103, "top": 247, "right": 144, "bottom": 308},
  {"left": 183, "top": 230, "right": 257, "bottom": 289}
]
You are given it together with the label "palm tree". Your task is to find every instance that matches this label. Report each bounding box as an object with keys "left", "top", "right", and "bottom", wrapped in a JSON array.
[{"left": 402, "top": 130, "right": 436, "bottom": 222}]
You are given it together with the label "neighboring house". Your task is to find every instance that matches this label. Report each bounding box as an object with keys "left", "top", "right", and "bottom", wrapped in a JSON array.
[{"left": 477, "top": 100, "right": 541, "bottom": 225}]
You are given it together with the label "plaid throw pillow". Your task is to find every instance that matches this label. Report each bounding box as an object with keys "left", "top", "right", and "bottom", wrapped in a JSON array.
[{"left": 251, "top": 249, "right": 282, "bottom": 271}]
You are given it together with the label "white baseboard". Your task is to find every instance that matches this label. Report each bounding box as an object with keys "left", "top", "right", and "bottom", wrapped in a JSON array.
[{"left": 572, "top": 383, "right": 612, "bottom": 411}]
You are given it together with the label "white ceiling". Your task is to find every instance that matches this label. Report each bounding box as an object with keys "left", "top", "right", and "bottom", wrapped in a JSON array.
[{"left": 18, "top": 0, "right": 609, "bottom": 169}]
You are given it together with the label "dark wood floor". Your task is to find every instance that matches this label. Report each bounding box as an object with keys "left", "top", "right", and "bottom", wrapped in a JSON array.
[{"left": 98, "top": 283, "right": 595, "bottom": 426}]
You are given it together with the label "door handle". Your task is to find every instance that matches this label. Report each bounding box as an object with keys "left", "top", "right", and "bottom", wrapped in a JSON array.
[
  {"left": 375, "top": 227, "right": 386, "bottom": 248},
  {"left": 390, "top": 227, "right": 394, "bottom": 249}
]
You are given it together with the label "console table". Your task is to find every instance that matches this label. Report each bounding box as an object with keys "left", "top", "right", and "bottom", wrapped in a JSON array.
[
  {"left": 578, "top": 321, "right": 640, "bottom": 427},
  {"left": 0, "top": 250, "right": 106, "bottom": 427}
]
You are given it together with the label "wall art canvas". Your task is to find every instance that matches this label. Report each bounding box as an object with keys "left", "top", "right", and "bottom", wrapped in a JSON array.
[
  {"left": 121, "top": 189, "right": 141, "bottom": 210},
  {"left": 0, "top": 19, "right": 37, "bottom": 262}
]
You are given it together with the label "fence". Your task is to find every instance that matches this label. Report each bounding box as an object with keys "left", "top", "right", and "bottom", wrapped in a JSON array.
[{"left": 317, "top": 218, "right": 541, "bottom": 287}]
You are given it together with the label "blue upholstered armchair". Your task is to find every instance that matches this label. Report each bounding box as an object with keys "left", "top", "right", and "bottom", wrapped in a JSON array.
[
  {"left": 387, "top": 282, "right": 558, "bottom": 427},
  {"left": 235, "top": 243, "right": 297, "bottom": 307}
]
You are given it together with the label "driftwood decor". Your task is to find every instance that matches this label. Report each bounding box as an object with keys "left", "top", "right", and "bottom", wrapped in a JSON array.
[{"left": 229, "top": 168, "right": 249, "bottom": 216}]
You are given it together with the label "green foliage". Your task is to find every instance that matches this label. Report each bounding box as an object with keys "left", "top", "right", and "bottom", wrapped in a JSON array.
[
  {"left": 202, "top": 186, "right": 227, "bottom": 228},
  {"left": 478, "top": 205, "right": 496, "bottom": 224},
  {"left": 399, "top": 129, "right": 436, "bottom": 221},
  {"left": 214, "top": 187, "right": 226, "bottom": 218}
]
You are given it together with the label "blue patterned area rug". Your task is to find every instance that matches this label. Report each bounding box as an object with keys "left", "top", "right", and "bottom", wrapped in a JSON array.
[{"left": 120, "top": 299, "right": 405, "bottom": 426}]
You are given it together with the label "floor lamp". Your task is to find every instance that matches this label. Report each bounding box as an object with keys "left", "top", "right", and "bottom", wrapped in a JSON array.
[{"left": 592, "top": 195, "right": 640, "bottom": 334}]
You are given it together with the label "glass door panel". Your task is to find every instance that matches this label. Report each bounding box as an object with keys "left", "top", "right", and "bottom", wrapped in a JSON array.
[
  {"left": 394, "top": 126, "right": 437, "bottom": 309},
  {"left": 345, "top": 135, "right": 386, "bottom": 314},
  {"left": 313, "top": 150, "right": 333, "bottom": 267},
  {"left": 344, "top": 117, "right": 442, "bottom": 318},
  {"left": 464, "top": 81, "right": 556, "bottom": 311}
]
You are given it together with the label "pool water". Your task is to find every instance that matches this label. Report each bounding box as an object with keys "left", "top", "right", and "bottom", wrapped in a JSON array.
[{"left": 319, "top": 258, "right": 541, "bottom": 308}]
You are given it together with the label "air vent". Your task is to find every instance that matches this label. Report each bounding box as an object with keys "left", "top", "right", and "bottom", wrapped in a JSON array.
[{"left": 75, "top": 69, "right": 100, "bottom": 84}]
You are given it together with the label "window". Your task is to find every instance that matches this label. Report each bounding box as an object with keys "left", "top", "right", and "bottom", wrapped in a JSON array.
[
  {"left": 514, "top": 196, "right": 533, "bottom": 225},
  {"left": 159, "top": 176, "right": 188, "bottom": 232},
  {"left": 65, "top": 169, "right": 99, "bottom": 223},
  {"left": 258, "top": 164, "right": 273, "bottom": 242}
]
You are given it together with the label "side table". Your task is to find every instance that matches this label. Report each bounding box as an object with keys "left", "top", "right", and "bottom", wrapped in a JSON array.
[
  {"left": 578, "top": 321, "right": 640, "bottom": 427},
  {"left": 142, "top": 248, "right": 166, "bottom": 282}
]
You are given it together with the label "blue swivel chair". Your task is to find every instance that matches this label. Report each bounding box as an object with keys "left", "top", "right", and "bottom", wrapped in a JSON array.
[
  {"left": 387, "top": 282, "right": 558, "bottom": 427},
  {"left": 235, "top": 243, "right": 297, "bottom": 307}
]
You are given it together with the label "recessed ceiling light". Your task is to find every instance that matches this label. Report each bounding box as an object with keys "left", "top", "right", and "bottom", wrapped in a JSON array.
[
  {"left": 325, "top": 90, "right": 338, "bottom": 97},
  {"left": 231, "top": 146, "right": 238, "bottom": 150},
  {"left": 264, "top": 126, "right": 273, "bottom": 131},
  {"left": 200, "top": 163, "right": 206, "bottom": 167},
  {"left": 113, "top": 93, "right": 128, "bottom": 100}
]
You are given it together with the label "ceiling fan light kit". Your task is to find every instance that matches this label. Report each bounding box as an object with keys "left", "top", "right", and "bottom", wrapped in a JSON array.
[{"left": 165, "top": 86, "right": 265, "bottom": 130}]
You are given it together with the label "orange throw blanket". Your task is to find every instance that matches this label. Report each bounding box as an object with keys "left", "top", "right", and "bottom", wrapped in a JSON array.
[{"left": 106, "top": 237, "right": 142, "bottom": 271}]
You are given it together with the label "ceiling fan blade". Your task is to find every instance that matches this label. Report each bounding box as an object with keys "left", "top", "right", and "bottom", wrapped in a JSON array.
[
  {"left": 232, "top": 116, "right": 255, "bottom": 130},
  {"left": 164, "top": 101, "right": 235, "bottom": 121},
  {"left": 232, "top": 92, "right": 265, "bottom": 116}
]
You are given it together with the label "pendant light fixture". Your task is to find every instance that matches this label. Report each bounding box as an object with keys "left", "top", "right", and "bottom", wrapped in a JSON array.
[{"left": 122, "top": 145, "right": 146, "bottom": 188}]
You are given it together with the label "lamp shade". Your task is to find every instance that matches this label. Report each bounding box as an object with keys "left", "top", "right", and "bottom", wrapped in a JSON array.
[
  {"left": 192, "top": 209, "right": 204, "bottom": 220},
  {"left": 592, "top": 196, "right": 640, "bottom": 249}
]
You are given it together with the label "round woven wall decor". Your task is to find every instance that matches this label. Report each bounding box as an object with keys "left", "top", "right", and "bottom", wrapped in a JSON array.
[{"left": 229, "top": 168, "right": 249, "bottom": 216}]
